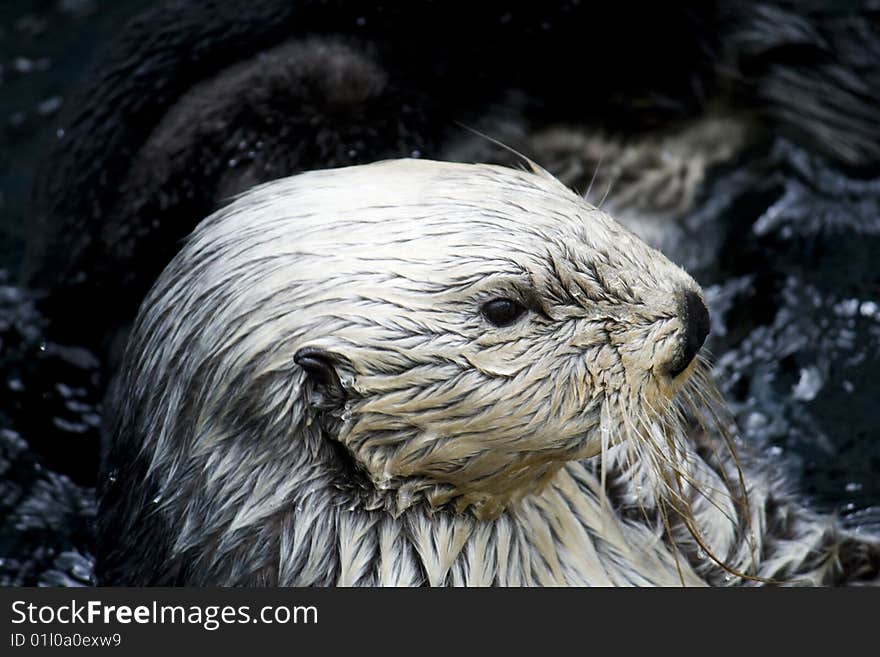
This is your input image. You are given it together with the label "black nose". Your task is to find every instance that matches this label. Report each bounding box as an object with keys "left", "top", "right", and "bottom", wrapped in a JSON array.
[{"left": 665, "top": 290, "right": 710, "bottom": 378}]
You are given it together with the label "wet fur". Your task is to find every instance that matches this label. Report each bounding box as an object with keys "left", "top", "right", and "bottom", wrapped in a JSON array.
[
  {"left": 97, "top": 160, "right": 880, "bottom": 586},
  {"left": 25, "top": 2, "right": 880, "bottom": 355}
]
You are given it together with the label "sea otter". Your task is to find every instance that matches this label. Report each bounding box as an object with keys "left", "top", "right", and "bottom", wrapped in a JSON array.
[{"left": 97, "top": 159, "right": 880, "bottom": 586}]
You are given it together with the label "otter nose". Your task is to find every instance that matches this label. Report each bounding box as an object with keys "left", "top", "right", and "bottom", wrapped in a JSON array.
[{"left": 665, "top": 290, "right": 710, "bottom": 378}]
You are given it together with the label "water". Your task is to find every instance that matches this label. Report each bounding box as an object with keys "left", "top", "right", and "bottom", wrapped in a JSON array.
[{"left": 697, "top": 140, "right": 880, "bottom": 530}]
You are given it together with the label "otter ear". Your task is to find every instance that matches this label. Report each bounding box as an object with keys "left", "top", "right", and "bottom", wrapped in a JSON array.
[{"left": 294, "top": 346, "right": 347, "bottom": 409}]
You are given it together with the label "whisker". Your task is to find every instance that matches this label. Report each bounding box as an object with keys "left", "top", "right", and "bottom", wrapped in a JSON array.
[
  {"left": 584, "top": 152, "right": 605, "bottom": 204},
  {"left": 613, "top": 362, "right": 782, "bottom": 585},
  {"left": 597, "top": 171, "right": 617, "bottom": 209}
]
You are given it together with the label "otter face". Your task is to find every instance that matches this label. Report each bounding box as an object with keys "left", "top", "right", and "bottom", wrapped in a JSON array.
[{"left": 128, "top": 159, "right": 709, "bottom": 519}]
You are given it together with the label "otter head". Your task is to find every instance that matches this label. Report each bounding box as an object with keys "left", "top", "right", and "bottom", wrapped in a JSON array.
[
  {"left": 109, "top": 159, "right": 710, "bottom": 558},
  {"left": 280, "top": 160, "right": 708, "bottom": 517}
]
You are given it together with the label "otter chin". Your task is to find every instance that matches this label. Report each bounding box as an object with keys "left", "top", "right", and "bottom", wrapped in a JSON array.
[{"left": 98, "top": 159, "right": 879, "bottom": 586}]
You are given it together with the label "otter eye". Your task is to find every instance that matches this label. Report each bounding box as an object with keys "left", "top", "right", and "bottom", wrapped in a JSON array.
[{"left": 481, "top": 298, "right": 527, "bottom": 327}]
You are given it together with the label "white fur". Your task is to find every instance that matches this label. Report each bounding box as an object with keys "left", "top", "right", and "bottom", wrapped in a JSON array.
[{"left": 101, "top": 159, "right": 880, "bottom": 586}]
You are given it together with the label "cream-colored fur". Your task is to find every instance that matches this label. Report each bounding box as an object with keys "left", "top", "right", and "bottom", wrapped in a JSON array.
[{"left": 101, "top": 159, "right": 879, "bottom": 586}]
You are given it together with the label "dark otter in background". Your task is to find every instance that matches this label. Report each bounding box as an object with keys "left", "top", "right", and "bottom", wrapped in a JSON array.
[
  {"left": 22, "top": 1, "right": 880, "bottom": 355},
  {"left": 3, "top": 0, "right": 880, "bottom": 585}
]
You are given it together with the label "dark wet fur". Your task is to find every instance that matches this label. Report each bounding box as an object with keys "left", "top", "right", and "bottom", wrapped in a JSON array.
[{"left": 23, "top": 1, "right": 880, "bottom": 354}]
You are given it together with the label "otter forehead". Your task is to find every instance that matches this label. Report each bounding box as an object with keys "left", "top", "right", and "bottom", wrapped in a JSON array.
[
  {"left": 190, "top": 158, "right": 693, "bottom": 303},
  {"left": 156, "top": 157, "right": 708, "bottom": 392}
]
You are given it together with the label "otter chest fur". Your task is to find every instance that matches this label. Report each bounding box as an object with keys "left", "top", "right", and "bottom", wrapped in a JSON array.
[{"left": 98, "top": 159, "right": 879, "bottom": 586}]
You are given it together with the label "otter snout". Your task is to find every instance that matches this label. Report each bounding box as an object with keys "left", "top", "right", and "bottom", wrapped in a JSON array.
[{"left": 665, "top": 290, "right": 710, "bottom": 377}]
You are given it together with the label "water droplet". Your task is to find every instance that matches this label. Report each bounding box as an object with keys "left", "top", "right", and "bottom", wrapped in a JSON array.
[
  {"left": 71, "top": 562, "right": 92, "bottom": 581},
  {"left": 55, "top": 382, "right": 74, "bottom": 398},
  {"left": 13, "top": 57, "right": 34, "bottom": 74},
  {"left": 696, "top": 549, "right": 706, "bottom": 560},
  {"left": 36, "top": 96, "right": 62, "bottom": 116},
  {"left": 834, "top": 298, "right": 859, "bottom": 317},
  {"left": 745, "top": 412, "right": 767, "bottom": 432},
  {"left": 845, "top": 482, "right": 863, "bottom": 493},
  {"left": 410, "top": 149, "right": 421, "bottom": 158},
  {"left": 792, "top": 365, "right": 823, "bottom": 402},
  {"left": 56, "top": 128, "right": 65, "bottom": 139},
  {"left": 152, "top": 495, "right": 162, "bottom": 504}
]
